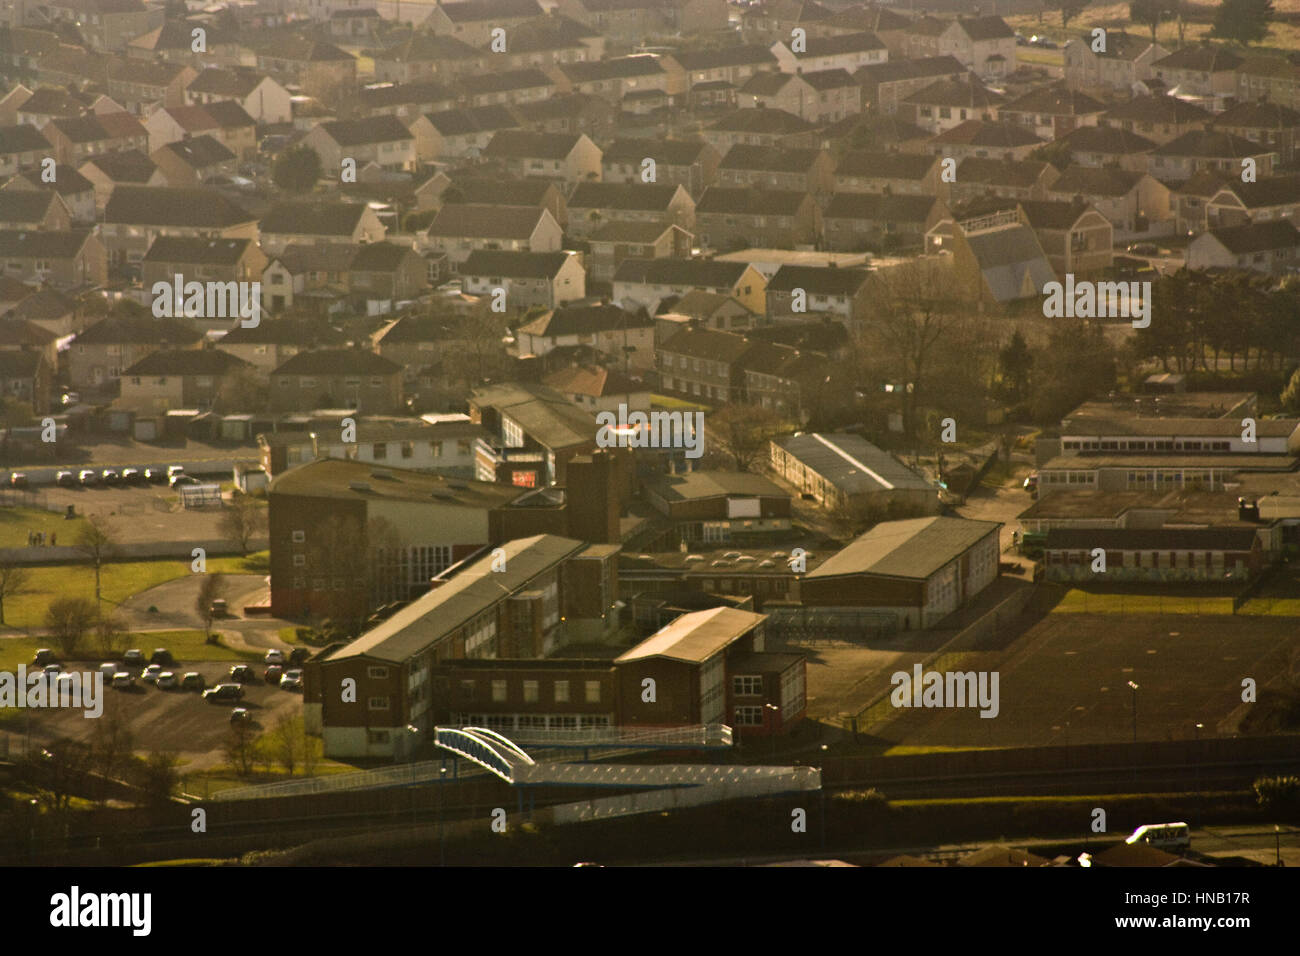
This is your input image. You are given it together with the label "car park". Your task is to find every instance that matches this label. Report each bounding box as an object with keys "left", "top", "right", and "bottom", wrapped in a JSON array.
[
  {"left": 124, "top": 649, "right": 144, "bottom": 666},
  {"left": 264, "top": 649, "right": 284, "bottom": 665},
  {"left": 56, "top": 471, "right": 75, "bottom": 487},
  {"left": 279, "top": 669, "right": 303, "bottom": 691},
  {"left": 228, "top": 664, "right": 255, "bottom": 683},
  {"left": 9, "top": 472, "right": 28, "bottom": 488},
  {"left": 157, "top": 671, "right": 178, "bottom": 689},
  {"left": 265, "top": 664, "right": 283, "bottom": 684},
  {"left": 78, "top": 469, "right": 98, "bottom": 486},
  {"left": 181, "top": 672, "right": 205, "bottom": 691},
  {"left": 202, "top": 683, "right": 243, "bottom": 702},
  {"left": 141, "top": 664, "right": 163, "bottom": 684},
  {"left": 111, "top": 672, "right": 134, "bottom": 689}
]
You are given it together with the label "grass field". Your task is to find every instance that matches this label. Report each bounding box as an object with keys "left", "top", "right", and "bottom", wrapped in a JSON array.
[
  {"left": 0, "top": 630, "right": 254, "bottom": 674},
  {"left": 1006, "top": 2, "right": 1300, "bottom": 54},
  {"left": 1053, "top": 589, "right": 1236, "bottom": 615},
  {"left": 0, "top": 552, "right": 268, "bottom": 630},
  {"left": 0, "top": 509, "right": 88, "bottom": 548}
]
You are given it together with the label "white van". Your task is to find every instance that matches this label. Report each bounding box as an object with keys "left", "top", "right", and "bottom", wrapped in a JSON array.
[{"left": 1125, "top": 823, "right": 1190, "bottom": 850}]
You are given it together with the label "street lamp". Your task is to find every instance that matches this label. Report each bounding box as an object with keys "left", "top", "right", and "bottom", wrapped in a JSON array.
[
  {"left": 1127, "top": 681, "right": 1139, "bottom": 744},
  {"left": 438, "top": 765, "right": 448, "bottom": 867},
  {"left": 764, "top": 704, "right": 780, "bottom": 759}
]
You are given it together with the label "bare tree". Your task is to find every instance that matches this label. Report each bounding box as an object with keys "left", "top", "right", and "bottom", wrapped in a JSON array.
[
  {"left": 196, "top": 573, "right": 226, "bottom": 640},
  {"left": 218, "top": 494, "right": 266, "bottom": 555},
  {"left": 0, "top": 559, "right": 32, "bottom": 626},
  {"left": 88, "top": 710, "right": 134, "bottom": 805},
  {"left": 223, "top": 722, "right": 257, "bottom": 777},
  {"left": 92, "top": 611, "right": 129, "bottom": 660},
  {"left": 73, "top": 514, "right": 119, "bottom": 605},
  {"left": 45, "top": 596, "right": 98, "bottom": 657},
  {"left": 269, "top": 714, "right": 304, "bottom": 776},
  {"left": 707, "top": 403, "right": 788, "bottom": 471}
]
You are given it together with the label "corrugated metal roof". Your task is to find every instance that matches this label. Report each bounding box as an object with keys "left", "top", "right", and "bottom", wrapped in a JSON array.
[
  {"left": 774, "top": 432, "right": 931, "bottom": 495},
  {"left": 614, "top": 606, "right": 765, "bottom": 664},
  {"left": 808, "top": 516, "right": 1001, "bottom": 581}
]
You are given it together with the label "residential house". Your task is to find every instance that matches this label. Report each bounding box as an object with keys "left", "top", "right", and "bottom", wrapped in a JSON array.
[
  {"left": 1172, "top": 171, "right": 1229, "bottom": 235},
  {"left": 0, "top": 122, "right": 51, "bottom": 176},
  {"left": 1151, "top": 45, "right": 1243, "bottom": 101},
  {"left": 185, "top": 68, "right": 292, "bottom": 125},
  {"left": 695, "top": 186, "right": 820, "bottom": 250},
  {"left": 949, "top": 209, "right": 1055, "bottom": 306},
  {"left": 269, "top": 348, "right": 403, "bottom": 414},
  {"left": 490, "top": 12, "right": 605, "bottom": 71},
  {"left": 480, "top": 129, "right": 601, "bottom": 183},
  {"left": 1063, "top": 30, "right": 1166, "bottom": 92},
  {"left": 515, "top": 302, "right": 655, "bottom": 370},
  {"left": 0, "top": 348, "right": 52, "bottom": 413},
  {"left": 105, "top": 57, "right": 195, "bottom": 114},
  {"left": 144, "top": 101, "right": 256, "bottom": 159},
  {"left": 566, "top": 181, "right": 695, "bottom": 237},
  {"left": 1, "top": 163, "right": 96, "bottom": 224},
  {"left": 557, "top": 0, "right": 727, "bottom": 43},
  {"left": 661, "top": 289, "right": 757, "bottom": 333},
  {"left": 1100, "top": 94, "right": 1210, "bottom": 145},
  {"left": 426, "top": 204, "right": 562, "bottom": 265},
  {"left": 141, "top": 236, "right": 267, "bottom": 297},
  {"left": 764, "top": 263, "right": 870, "bottom": 323},
  {"left": 926, "top": 119, "right": 1043, "bottom": 162},
  {"left": 150, "top": 135, "right": 237, "bottom": 186},
  {"left": 547, "top": 54, "right": 686, "bottom": 106},
  {"left": 447, "top": 176, "right": 569, "bottom": 230},
  {"left": 998, "top": 83, "right": 1105, "bottom": 141},
  {"left": 119, "top": 348, "right": 254, "bottom": 413},
  {"left": 1205, "top": 175, "right": 1300, "bottom": 228},
  {"left": 301, "top": 115, "right": 416, "bottom": 174},
  {"left": 68, "top": 311, "right": 202, "bottom": 389},
  {"left": 770, "top": 30, "right": 887, "bottom": 75},
  {"left": 1236, "top": 55, "right": 1300, "bottom": 113},
  {"left": 1018, "top": 199, "right": 1114, "bottom": 278},
  {"left": 41, "top": 111, "right": 148, "bottom": 165},
  {"left": 1187, "top": 220, "right": 1300, "bottom": 274},
  {"left": 901, "top": 15, "right": 1017, "bottom": 78},
  {"left": 542, "top": 363, "right": 650, "bottom": 415},
  {"left": 0, "top": 189, "right": 70, "bottom": 230},
  {"left": 77, "top": 149, "right": 165, "bottom": 212},
  {"left": 613, "top": 257, "right": 766, "bottom": 314},
  {"left": 258, "top": 201, "right": 386, "bottom": 256},
  {"left": 347, "top": 242, "right": 428, "bottom": 309},
  {"left": 902, "top": 75, "right": 1002, "bottom": 134},
  {"left": 1211, "top": 100, "right": 1300, "bottom": 166},
  {"left": 254, "top": 34, "right": 357, "bottom": 102},
  {"left": 0, "top": 229, "right": 104, "bottom": 287},
  {"left": 821, "top": 192, "right": 948, "bottom": 254},
  {"left": 216, "top": 317, "right": 347, "bottom": 379},
  {"left": 715, "top": 144, "right": 834, "bottom": 197},
  {"left": 701, "top": 107, "right": 817, "bottom": 153},
  {"left": 600, "top": 138, "right": 720, "bottom": 197},
  {"left": 459, "top": 248, "right": 585, "bottom": 311},
  {"left": 357, "top": 78, "right": 457, "bottom": 123},
  {"left": 101, "top": 184, "right": 258, "bottom": 268},
  {"left": 950, "top": 157, "right": 1059, "bottom": 203},
  {"left": 833, "top": 149, "right": 945, "bottom": 198},
  {"left": 656, "top": 325, "right": 753, "bottom": 403},
  {"left": 458, "top": 68, "right": 555, "bottom": 108},
  {"left": 424, "top": 0, "right": 544, "bottom": 46},
  {"left": 1055, "top": 125, "right": 1157, "bottom": 173},
  {"left": 372, "top": 33, "right": 488, "bottom": 83},
  {"left": 856, "top": 55, "right": 965, "bottom": 114},
  {"left": 42, "top": 0, "right": 151, "bottom": 53},
  {"left": 1148, "top": 130, "right": 1277, "bottom": 182},
  {"left": 409, "top": 105, "right": 521, "bottom": 163},
  {"left": 1047, "top": 166, "right": 1173, "bottom": 238},
  {"left": 586, "top": 221, "right": 693, "bottom": 282},
  {"left": 738, "top": 68, "right": 860, "bottom": 124},
  {"left": 520, "top": 91, "right": 614, "bottom": 139},
  {"left": 675, "top": 43, "right": 777, "bottom": 91}
]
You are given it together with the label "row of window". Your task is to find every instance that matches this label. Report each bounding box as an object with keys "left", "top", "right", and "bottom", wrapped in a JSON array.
[
  {"left": 461, "top": 678, "right": 603, "bottom": 704},
  {"left": 277, "top": 377, "right": 387, "bottom": 388},
  {"left": 452, "top": 713, "right": 611, "bottom": 732},
  {"left": 1063, "top": 439, "right": 1232, "bottom": 452}
]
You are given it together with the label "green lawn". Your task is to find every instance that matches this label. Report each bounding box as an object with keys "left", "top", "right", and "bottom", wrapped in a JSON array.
[
  {"left": 651, "top": 394, "right": 710, "bottom": 412},
  {"left": 1053, "top": 589, "right": 1235, "bottom": 615},
  {"left": 0, "top": 508, "right": 89, "bottom": 548},
  {"left": 1, "top": 552, "right": 268, "bottom": 630},
  {"left": 0, "top": 630, "right": 255, "bottom": 673}
]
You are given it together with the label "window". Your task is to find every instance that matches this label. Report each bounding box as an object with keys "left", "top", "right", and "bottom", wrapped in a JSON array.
[
  {"left": 293, "top": 554, "right": 306, "bottom": 567},
  {"left": 523, "top": 680, "right": 538, "bottom": 703},
  {"left": 368, "top": 696, "right": 389, "bottom": 710},
  {"left": 460, "top": 679, "right": 476, "bottom": 700},
  {"left": 734, "top": 705, "right": 764, "bottom": 726},
  {"left": 585, "top": 680, "right": 601, "bottom": 703},
  {"left": 368, "top": 666, "right": 389, "bottom": 679},
  {"left": 554, "top": 680, "right": 569, "bottom": 703},
  {"left": 292, "top": 530, "right": 305, "bottom": 543},
  {"left": 367, "top": 730, "right": 390, "bottom": 744},
  {"left": 492, "top": 680, "right": 507, "bottom": 702},
  {"left": 734, "top": 675, "right": 763, "bottom": 696}
]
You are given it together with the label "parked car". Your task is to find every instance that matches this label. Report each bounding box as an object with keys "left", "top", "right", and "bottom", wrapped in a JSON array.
[
  {"left": 144, "top": 467, "right": 168, "bottom": 483},
  {"left": 121, "top": 468, "right": 142, "bottom": 484},
  {"left": 101, "top": 469, "right": 121, "bottom": 485},
  {"left": 124, "top": 649, "right": 144, "bottom": 666},
  {"left": 9, "top": 472, "right": 28, "bottom": 489},
  {"left": 264, "top": 649, "right": 284, "bottom": 665},
  {"left": 1126, "top": 823, "right": 1190, "bottom": 851},
  {"left": 78, "top": 469, "right": 98, "bottom": 486},
  {"left": 209, "top": 599, "right": 229, "bottom": 618},
  {"left": 181, "top": 672, "right": 205, "bottom": 691},
  {"left": 264, "top": 664, "right": 283, "bottom": 684},
  {"left": 170, "top": 475, "right": 200, "bottom": 488},
  {"left": 56, "top": 471, "right": 76, "bottom": 487},
  {"left": 42, "top": 663, "right": 61, "bottom": 675},
  {"left": 289, "top": 647, "right": 310, "bottom": 666},
  {"left": 111, "top": 672, "right": 134, "bottom": 689},
  {"left": 151, "top": 648, "right": 174, "bottom": 665},
  {"left": 230, "top": 707, "right": 252, "bottom": 724},
  {"left": 33, "top": 648, "right": 57, "bottom": 666},
  {"left": 202, "top": 683, "right": 243, "bottom": 702},
  {"left": 141, "top": 664, "right": 163, "bottom": 684},
  {"left": 156, "top": 671, "right": 178, "bottom": 689},
  {"left": 279, "top": 669, "right": 303, "bottom": 691},
  {"left": 228, "top": 664, "right": 255, "bottom": 683},
  {"left": 98, "top": 662, "right": 119, "bottom": 678}
]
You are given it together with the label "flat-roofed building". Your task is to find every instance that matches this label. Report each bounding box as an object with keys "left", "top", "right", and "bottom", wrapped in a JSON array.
[
  {"left": 1042, "top": 527, "right": 1264, "bottom": 583},
  {"left": 642, "top": 470, "right": 791, "bottom": 540},
  {"left": 770, "top": 432, "right": 938, "bottom": 515}
]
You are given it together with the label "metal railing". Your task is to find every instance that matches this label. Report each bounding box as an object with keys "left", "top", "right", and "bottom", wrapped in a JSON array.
[
  {"left": 492, "top": 723, "right": 733, "bottom": 748},
  {"left": 210, "top": 758, "right": 473, "bottom": 802}
]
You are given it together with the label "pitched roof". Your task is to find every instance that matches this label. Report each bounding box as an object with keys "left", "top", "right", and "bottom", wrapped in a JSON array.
[
  {"left": 1213, "top": 174, "right": 1300, "bottom": 209},
  {"left": 774, "top": 432, "right": 932, "bottom": 496},
  {"left": 259, "top": 201, "right": 369, "bottom": 237},
  {"left": 930, "top": 119, "right": 1041, "bottom": 148},
  {"left": 1071, "top": 29, "right": 1154, "bottom": 61},
  {"left": 449, "top": 177, "right": 556, "bottom": 206},
  {"left": 615, "top": 607, "right": 765, "bottom": 664},
  {"left": 706, "top": 107, "right": 813, "bottom": 134},
  {"left": 675, "top": 44, "right": 777, "bottom": 71},
  {"left": 956, "top": 15, "right": 1015, "bottom": 41},
  {"left": 1102, "top": 94, "right": 1209, "bottom": 124},
  {"left": 1212, "top": 99, "right": 1300, "bottom": 130},
  {"left": 10, "top": 163, "right": 93, "bottom": 195},
  {"left": 348, "top": 241, "right": 417, "bottom": 272},
  {"left": 457, "top": 68, "right": 554, "bottom": 96},
  {"left": 659, "top": 325, "right": 753, "bottom": 362},
  {"left": 422, "top": 104, "right": 520, "bottom": 136},
  {"left": 272, "top": 348, "right": 400, "bottom": 376},
  {"left": 219, "top": 316, "right": 347, "bottom": 346},
  {"left": 589, "top": 220, "right": 681, "bottom": 243},
  {"left": 1203, "top": 219, "right": 1300, "bottom": 254},
  {"left": 359, "top": 79, "right": 456, "bottom": 111},
  {"left": 460, "top": 249, "right": 572, "bottom": 278},
  {"left": 435, "top": 0, "right": 541, "bottom": 22},
  {"left": 1153, "top": 44, "right": 1243, "bottom": 72},
  {"left": 1001, "top": 84, "right": 1105, "bottom": 116},
  {"left": 0, "top": 191, "right": 58, "bottom": 224},
  {"left": 104, "top": 185, "right": 251, "bottom": 226},
  {"left": 568, "top": 181, "right": 683, "bottom": 211},
  {"left": 960, "top": 221, "right": 1055, "bottom": 301},
  {"left": 481, "top": 129, "right": 585, "bottom": 160},
  {"left": 956, "top": 157, "right": 1051, "bottom": 187},
  {"left": 601, "top": 138, "right": 710, "bottom": 165},
  {"left": 766, "top": 263, "right": 870, "bottom": 294},
  {"left": 74, "top": 313, "right": 202, "bottom": 345},
  {"left": 0, "top": 123, "right": 52, "bottom": 154},
  {"left": 835, "top": 149, "right": 934, "bottom": 179},
  {"left": 80, "top": 148, "right": 158, "bottom": 182},
  {"left": 614, "top": 257, "right": 752, "bottom": 288},
  {"left": 318, "top": 115, "right": 413, "bottom": 146},
  {"left": 541, "top": 362, "right": 636, "bottom": 398},
  {"left": 1152, "top": 129, "right": 1268, "bottom": 157},
  {"left": 822, "top": 192, "right": 939, "bottom": 224},
  {"left": 904, "top": 76, "right": 1004, "bottom": 109},
  {"left": 427, "top": 203, "right": 546, "bottom": 239},
  {"left": 696, "top": 186, "right": 809, "bottom": 215},
  {"left": 809, "top": 516, "right": 998, "bottom": 580},
  {"left": 557, "top": 54, "right": 665, "bottom": 83},
  {"left": 142, "top": 236, "right": 252, "bottom": 265},
  {"left": 518, "top": 303, "right": 650, "bottom": 338},
  {"left": 186, "top": 67, "right": 270, "bottom": 98},
  {"left": 783, "top": 30, "right": 885, "bottom": 58},
  {"left": 156, "top": 134, "right": 235, "bottom": 168},
  {"left": 123, "top": 348, "right": 250, "bottom": 376},
  {"left": 1059, "top": 124, "right": 1157, "bottom": 154},
  {"left": 1049, "top": 164, "right": 1147, "bottom": 197},
  {"left": 719, "top": 144, "right": 823, "bottom": 173},
  {"left": 0, "top": 228, "right": 90, "bottom": 258},
  {"left": 856, "top": 54, "right": 965, "bottom": 86}
]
